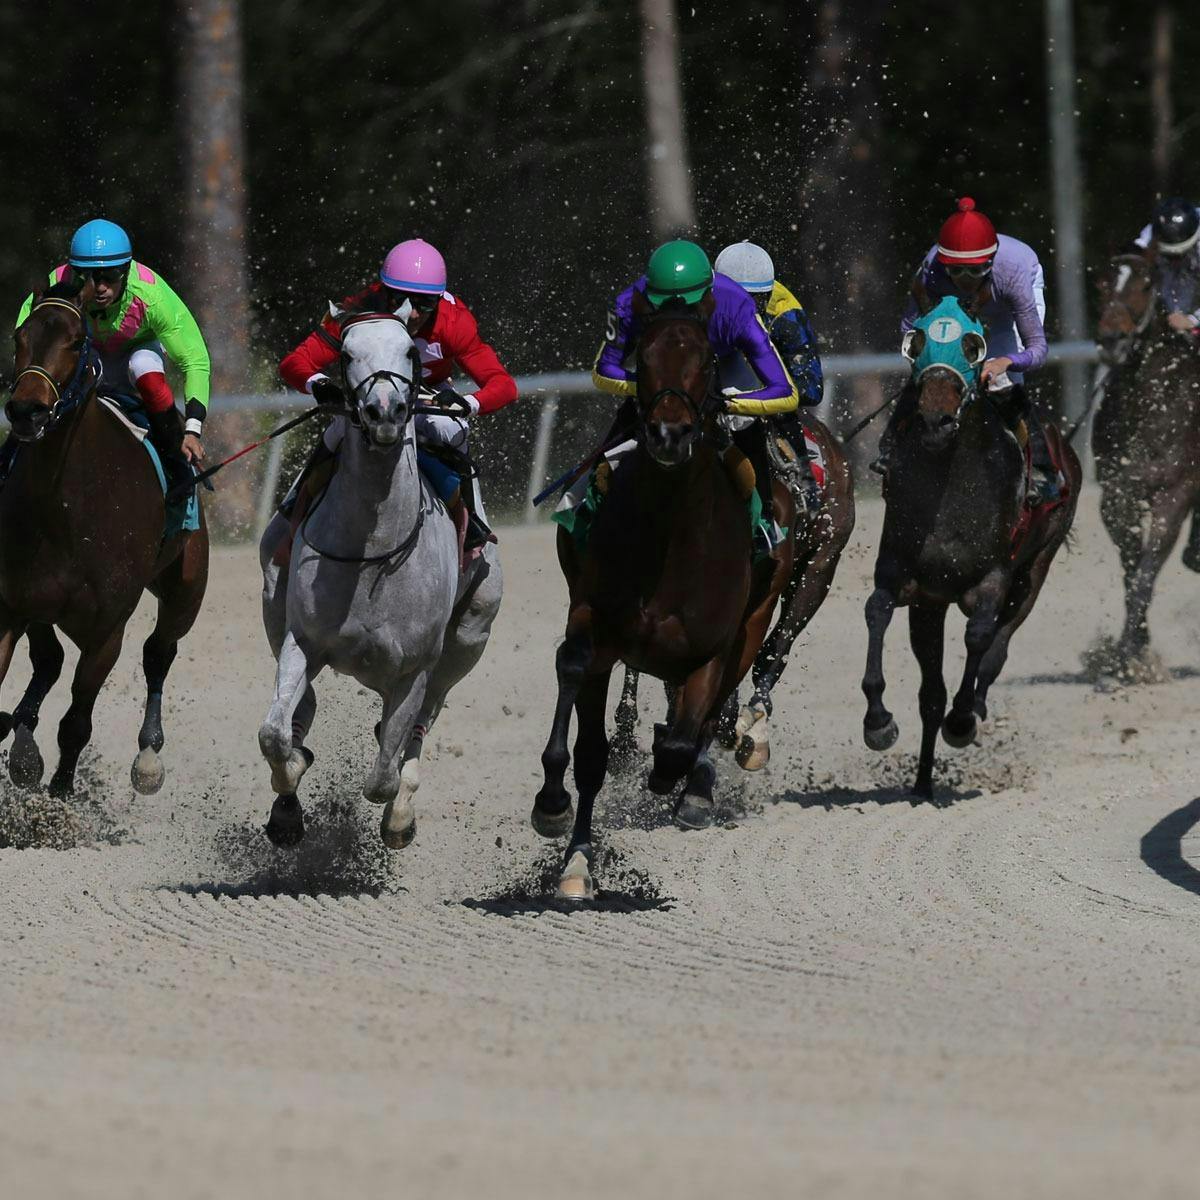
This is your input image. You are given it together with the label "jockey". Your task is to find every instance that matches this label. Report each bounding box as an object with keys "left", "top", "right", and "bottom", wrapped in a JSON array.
[
  {"left": 1132, "top": 197, "right": 1200, "bottom": 334},
  {"left": 279, "top": 238, "right": 517, "bottom": 548},
  {"left": 593, "top": 239, "right": 798, "bottom": 547},
  {"left": 14, "top": 219, "right": 210, "bottom": 488},
  {"left": 875, "top": 197, "right": 1057, "bottom": 501},
  {"left": 713, "top": 239, "right": 824, "bottom": 498}
]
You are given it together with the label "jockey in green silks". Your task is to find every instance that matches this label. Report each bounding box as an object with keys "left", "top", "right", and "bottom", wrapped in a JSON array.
[{"left": 14, "top": 219, "right": 211, "bottom": 487}]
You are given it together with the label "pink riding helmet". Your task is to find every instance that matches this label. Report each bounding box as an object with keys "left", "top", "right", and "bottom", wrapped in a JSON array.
[{"left": 380, "top": 238, "right": 447, "bottom": 295}]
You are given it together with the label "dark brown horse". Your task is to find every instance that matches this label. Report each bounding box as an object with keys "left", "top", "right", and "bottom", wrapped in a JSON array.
[
  {"left": 0, "top": 282, "right": 208, "bottom": 796},
  {"left": 530, "top": 298, "right": 796, "bottom": 899},
  {"left": 861, "top": 296, "right": 1080, "bottom": 798},
  {"left": 1093, "top": 250, "right": 1200, "bottom": 672}
]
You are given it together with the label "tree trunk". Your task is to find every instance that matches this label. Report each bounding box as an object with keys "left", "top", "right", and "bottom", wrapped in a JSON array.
[
  {"left": 639, "top": 0, "right": 695, "bottom": 241},
  {"left": 1150, "top": 4, "right": 1173, "bottom": 194},
  {"left": 799, "top": 0, "right": 893, "bottom": 462},
  {"left": 178, "top": 0, "right": 255, "bottom": 536}
]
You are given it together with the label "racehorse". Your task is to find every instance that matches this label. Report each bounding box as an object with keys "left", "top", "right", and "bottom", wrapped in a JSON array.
[
  {"left": 610, "top": 410, "right": 854, "bottom": 772},
  {"left": 258, "top": 312, "right": 502, "bottom": 848},
  {"left": 531, "top": 295, "right": 797, "bottom": 900},
  {"left": 0, "top": 281, "right": 208, "bottom": 796},
  {"left": 1093, "top": 250, "right": 1200, "bottom": 671},
  {"left": 861, "top": 295, "right": 1080, "bottom": 798}
]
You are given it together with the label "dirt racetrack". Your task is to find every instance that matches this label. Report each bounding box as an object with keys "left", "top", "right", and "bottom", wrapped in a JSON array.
[{"left": 3, "top": 489, "right": 1200, "bottom": 1200}]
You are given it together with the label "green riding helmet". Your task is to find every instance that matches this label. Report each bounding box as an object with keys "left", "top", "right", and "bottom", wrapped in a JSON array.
[{"left": 645, "top": 239, "right": 714, "bottom": 308}]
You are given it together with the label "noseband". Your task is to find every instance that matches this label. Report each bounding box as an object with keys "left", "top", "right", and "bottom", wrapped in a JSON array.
[
  {"left": 10, "top": 298, "right": 100, "bottom": 440},
  {"left": 338, "top": 312, "right": 418, "bottom": 440},
  {"left": 638, "top": 309, "right": 718, "bottom": 442}
]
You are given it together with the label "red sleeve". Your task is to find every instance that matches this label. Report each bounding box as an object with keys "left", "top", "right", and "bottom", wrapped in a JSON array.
[
  {"left": 448, "top": 306, "right": 517, "bottom": 414},
  {"left": 279, "top": 327, "right": 340, "bottom": 392}
]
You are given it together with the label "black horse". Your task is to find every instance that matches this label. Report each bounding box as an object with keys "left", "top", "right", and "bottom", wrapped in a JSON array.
[{"left": 861, "top": 296, "right": 1080, "bottom": 798}]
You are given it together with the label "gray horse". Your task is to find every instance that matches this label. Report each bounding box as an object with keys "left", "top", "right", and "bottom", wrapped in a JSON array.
[{"left": 258, "top": 313, "right": 503, "bottom": 847}]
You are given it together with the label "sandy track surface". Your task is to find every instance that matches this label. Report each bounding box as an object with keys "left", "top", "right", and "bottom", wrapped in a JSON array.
[{"left": 2, "top": 491, "right": 1200, "bottom": 1199}]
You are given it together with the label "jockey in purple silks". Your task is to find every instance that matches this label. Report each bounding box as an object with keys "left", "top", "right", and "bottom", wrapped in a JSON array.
[
  {"left": 876, "top": 197, "right": 1059, "bottom": 502},
  {"left": 592, "top": 239, "right": 797, "bottom": 548}
]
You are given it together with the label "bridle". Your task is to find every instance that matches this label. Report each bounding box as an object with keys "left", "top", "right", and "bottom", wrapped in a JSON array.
[
  {"left": 637, "top": 308, "right": 720, "bottom": 451},
  {"left": 9, "top": 298, "right": 101, "bottom": 441},
  {"left": 337, "top": 312, "right": 420, "bottom": 443},
  {"left": 1100, "top": 258, "right": 1157, "bottom": 365}
]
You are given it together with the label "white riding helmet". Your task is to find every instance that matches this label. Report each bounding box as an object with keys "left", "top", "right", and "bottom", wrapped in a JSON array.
[{"left": 714, "top": 241, "right": 775, "bottom": 294}]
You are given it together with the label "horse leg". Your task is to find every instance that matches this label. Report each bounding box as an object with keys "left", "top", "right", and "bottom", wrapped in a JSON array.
[
  {"left": 259, "top": 631, "right": 320, "bottom": 797},
  {"left": 48, "top": 626, "right": 126, "bottom": 797},
  {"left": 372, "top": 668, "right": 433, "bottom": 849},
  {"left": 1116, "top": 488, "right": 1191, "bottom": 664},
  {"left": 943, "top": 569, "right": 1007, "bottom": 748},
  {"left": 396, "top": 554, "right": 504, "bottom": 834},
  {"left": 0, "top": 615, "right": 25, "bottom": 745},
  {"left": 676, "top": 732, "right": 719, "bottom": 832},
  {"left": 531, "top": 622, "right": 593, "bottom": 838},
  {"left": 133, "top": 533, "right": 209, "bottom": 795},
  {"left": 908, "top": 604, "right": 948, "bottom": 800},
  {"left": 862, "top": 585, "right": 900, "bottom": 750},
  {"left": 8, "top": 624, "right": 65, "bottom": 790},
  {"left": 610, "top": 667, "right": 641, "bottom": 765},
  {"left": 650, "top": 657, "right": 723, "bottom": 828},
  {"left": 557, "top": 667, "right": 614, "bottom": 901}
]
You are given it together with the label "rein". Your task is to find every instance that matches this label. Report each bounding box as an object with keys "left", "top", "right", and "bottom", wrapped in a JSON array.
[{"left": 11, "top": 298, "right": 100, "bottom": 440}]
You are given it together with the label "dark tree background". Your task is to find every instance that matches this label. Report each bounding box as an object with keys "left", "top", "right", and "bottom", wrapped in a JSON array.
[{"left": 0, "top": 0, "right": 1194, "bottom": 517}]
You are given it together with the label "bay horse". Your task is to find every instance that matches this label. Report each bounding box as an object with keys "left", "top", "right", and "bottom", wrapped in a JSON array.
[
  {"left": 610, "top": 410, "right": 854, "bottom": 772},
  {"left": 531, "top": 295, "right": 796, "bottom": 899},
  {"left": 861, "top": 296, "right": 1080, "bottom": 798},
  {"left": 0, "top": 281, "right": 208, "bottom": 796},
  {"left": 1093, "top": 250, "right": 1200, "bottom": 671}
]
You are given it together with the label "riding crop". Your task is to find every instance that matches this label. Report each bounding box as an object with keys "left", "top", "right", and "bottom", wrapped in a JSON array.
[{"left": 166, "top": 406, "right": 323, "bottom": 503}]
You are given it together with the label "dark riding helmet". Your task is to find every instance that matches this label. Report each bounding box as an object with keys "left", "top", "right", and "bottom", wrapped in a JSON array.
[{"left": 1151, "top": 198, "right": 1200, "bottom": 256}]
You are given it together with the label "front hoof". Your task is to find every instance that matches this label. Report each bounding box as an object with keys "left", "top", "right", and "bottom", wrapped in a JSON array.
[
  {"left": 674, "top": 793, "right": 715, "bottom": 830},
  {"left": 734, "top": 707, "right": 770, "bottom": 771},
  {"left": 8, "top": 726, "right": 44, "bottom": 790},
  {"left": 130, "top": 746, "right": 166, "bottom": 795},
  {"left": 941, "top": 711, "right": 977, "bottom": 749},
  {"left": 863, "top": 716, "right": 899, "bottom": 752},
  {"left": 556, "top": 847, "right": 595, "bottom": 902},
  {"left": 266, "top": 745, "right": 313, "bottom": 796},
  {"left": 380, "top": 795, "right": 416, "bottom": 849},
  {"left": 531, "top": 796, "right": 574, "bottom": 838},
  {"left": 265, "top": 794, "right": 305, "bottom": 847}
]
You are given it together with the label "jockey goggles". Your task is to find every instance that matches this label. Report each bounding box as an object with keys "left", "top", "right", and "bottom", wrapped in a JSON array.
[
  {"left": 387, "top": 287, "right": 440, "bottom": 315},
  {"left": 945, "top": 262, "right": 992, "bottom": 281}
]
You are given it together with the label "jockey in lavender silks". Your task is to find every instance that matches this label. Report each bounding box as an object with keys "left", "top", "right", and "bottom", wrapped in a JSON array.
[
  {"left": 591, "top": 239, "right": 798, "bottom": 550},
  {"left": 875, "top": 197, "right": 1059, "bottom": 502}
]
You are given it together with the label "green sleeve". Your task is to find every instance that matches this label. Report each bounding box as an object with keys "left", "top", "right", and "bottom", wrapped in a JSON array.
[{"left": 146, "top": 276, "right": 212, "bottom": 411}]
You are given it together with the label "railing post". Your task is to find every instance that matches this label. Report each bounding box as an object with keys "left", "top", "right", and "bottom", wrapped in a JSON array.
[
  {"left": 254, "top": 429, "right": 287, "bottom": 540},
  {"left": 525, "top": 393, "right": 560, "bottom": 524}
]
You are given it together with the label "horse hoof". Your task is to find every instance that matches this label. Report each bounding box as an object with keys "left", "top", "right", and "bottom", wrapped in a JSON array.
[
  {"left": 734, "top": 707, "right": 770, "bottom": 771},
  {"left": 130, "top": 747, "right": 166, "bottom": 795},
  {"left": 380, "top": 796, "right": 416, "bottom": 849},
  {"left": 674, "top": 793, "right": 715, "bottom": 830},
  {"left": 647, "top": 769, "right": 676, "bottom": 796},
  {"left": 531, "top": 800, "right": 574, "bottom": 839},
  {"left": 8, "top": 726, "right": 44, "bottom": 790},
  {"left": 863, "top": 717, "right": 899, "bottom": 752},
  {"left": 267, "top": 745, "right": 313, "bottom": 796},
  {"left": 265, "top": 794, "right": 305, "bottom": 847},
  {"left": 555, "top": 849, "right": 595, "bottom": 902},
  {"left": 941, "top": 713, "right": 977, "bottom": 749}
]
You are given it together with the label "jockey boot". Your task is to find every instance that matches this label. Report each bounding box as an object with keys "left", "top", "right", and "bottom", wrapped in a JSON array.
[
  {"left": 146, "top": 406, "right": 192, "bottom": 496},
  {"left": 732, "top": 421, "right": 777, "bottom": 554},
  {"left": 457, "top": 474, "right": 497, "bottom": 552},
  {"left": 280, "top": 437, "right": 337, "bottom": 518},
  {"left": 1024, "top": 410, "right": 1061, "bottom": 506},
  {"left": 1182, "top": 506, "right": 1200, "bottom": 573}
]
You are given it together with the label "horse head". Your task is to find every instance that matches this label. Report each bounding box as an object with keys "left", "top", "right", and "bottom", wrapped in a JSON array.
[
  {"left": 632, "top": 288, "right": 717, "bottom": 467},
  {"left": 902, "top": 296, "right": 988, "bottom": 453},
  {"left": 6, "top": 279, "right": 99, "bottom": 442},
  {"left": 337, "top": 311, "right": 422, "bottom": 449},
  {"left": 1096, "top": 252, "right": 1156, "bottom": 366}
]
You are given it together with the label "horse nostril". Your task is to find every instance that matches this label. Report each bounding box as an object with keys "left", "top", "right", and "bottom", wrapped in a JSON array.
[{"left": 363, "top": 401, "right": 383, "bottom": 423}]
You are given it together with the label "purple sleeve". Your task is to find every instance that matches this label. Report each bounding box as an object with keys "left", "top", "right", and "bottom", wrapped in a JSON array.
[
  {"left": 593, "top": 283, "right": 638, "bottom": 388},
  {"left": 1003, "top": 254, "right": 1048, "bottom": 373},
  {"left": 733, "top": 308, "right": 794, "bottom": 403}
]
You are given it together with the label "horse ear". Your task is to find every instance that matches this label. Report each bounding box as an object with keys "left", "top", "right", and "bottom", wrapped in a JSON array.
[
  {"left": 901, "top": 329, "right": 926, "bottom": 362},
  {"left": 328, "top": 300, "right": 346, "bottom": 320},
  {"left": 408, "top": 346, "right": 423, "bottom": 394},
  {"left": 963, "top": 279, "right": 992, "bottom": 319},
  {"left": 76, "top": 275, "right": 96, "bottom": 307},
  {"left": 630, "top": 288, "right": 653, "bottom": 319},
  {"left": 962, "top": 332, "right": 987, "bottom": 366},
  {"left": 911, "top": 274, "right": 934, "bottom": 316}
]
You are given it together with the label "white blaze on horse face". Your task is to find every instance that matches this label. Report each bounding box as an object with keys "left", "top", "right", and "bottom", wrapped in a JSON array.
[{"left": 1115, "top": 264, "right": 1132, "bottom": 295}]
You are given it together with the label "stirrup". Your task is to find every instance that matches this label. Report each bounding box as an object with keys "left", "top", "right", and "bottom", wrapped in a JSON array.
[
  {"left": 465, "top": 511, "right": 497, "bottom": 551},
  {"left": 869, "top": 455, "right": 888, "bottom": 477}
]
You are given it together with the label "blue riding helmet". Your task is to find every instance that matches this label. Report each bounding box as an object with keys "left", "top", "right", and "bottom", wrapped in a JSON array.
[{"left": 68, "top": 219, "right": 133, "bottom": 269}]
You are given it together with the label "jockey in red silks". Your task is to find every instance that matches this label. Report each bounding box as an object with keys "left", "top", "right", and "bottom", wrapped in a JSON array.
[{"left": 279, "top": 238, "right": 517, "bottom": 547}]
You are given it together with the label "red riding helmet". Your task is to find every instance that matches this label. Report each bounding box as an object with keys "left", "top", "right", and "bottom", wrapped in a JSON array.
[{"left": 935, "top": 197, "right": 998, "bottom": 265}]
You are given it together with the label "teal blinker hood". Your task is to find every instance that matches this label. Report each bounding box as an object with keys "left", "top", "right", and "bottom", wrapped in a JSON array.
[{"left": 905, "top": 296, "right": 987, "bottom": 386}]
